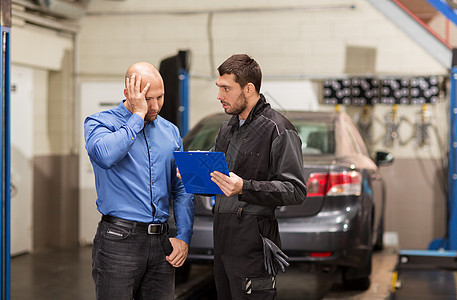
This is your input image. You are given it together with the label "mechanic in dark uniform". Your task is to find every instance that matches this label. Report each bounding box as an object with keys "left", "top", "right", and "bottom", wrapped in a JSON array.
[{"left": 210, "top": 54, "right": 307, "bottom": 299}]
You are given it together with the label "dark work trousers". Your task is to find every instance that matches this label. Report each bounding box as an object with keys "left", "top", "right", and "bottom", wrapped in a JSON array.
[
  {"left": 92, "top": 219, "right": 175, "bottom": 300},
  {"left": 213, "top": 212, "right": 280, "bottom": 300}
]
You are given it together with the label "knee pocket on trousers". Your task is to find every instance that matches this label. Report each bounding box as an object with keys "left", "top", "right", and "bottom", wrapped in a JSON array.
[{"left": 243, "top": 276, "right": 276, "bottom": 295}]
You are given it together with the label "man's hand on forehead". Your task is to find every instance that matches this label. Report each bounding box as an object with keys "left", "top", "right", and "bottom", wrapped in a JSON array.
[{"left": 125, "top": 73, "right": 149, "bottom": 119}]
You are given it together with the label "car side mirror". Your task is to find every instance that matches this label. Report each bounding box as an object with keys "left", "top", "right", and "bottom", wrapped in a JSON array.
[{"left": 375, "top": 151, "right": 394, "bottom": 166}]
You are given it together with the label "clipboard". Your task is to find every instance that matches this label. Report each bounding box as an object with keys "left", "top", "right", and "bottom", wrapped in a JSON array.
[{"left": 173, "top": 151, "right": 229, "bottom": 195}]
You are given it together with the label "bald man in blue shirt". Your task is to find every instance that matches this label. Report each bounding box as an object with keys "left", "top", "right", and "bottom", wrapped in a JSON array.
[{"left": 84, "top": 62, "right": 194, "bottom": 300}]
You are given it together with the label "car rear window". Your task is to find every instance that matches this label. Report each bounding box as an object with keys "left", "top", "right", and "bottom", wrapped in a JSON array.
[
  {"left": 293, "top": 121, "right": 335, "bottom": 155},
  {"left": 183, "top": 116, "right": 336, "bottom": 155}
]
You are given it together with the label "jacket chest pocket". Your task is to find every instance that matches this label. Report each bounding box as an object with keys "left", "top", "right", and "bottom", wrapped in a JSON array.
[
  {"left": 237, "top": 151, "right": 263, "bottom": 179},
  {"left": 230, "top": 129, "right": 270, "bottom": 179}
]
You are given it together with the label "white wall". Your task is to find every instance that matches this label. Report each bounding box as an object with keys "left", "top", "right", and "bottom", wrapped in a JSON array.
[
  {"left": 262, "top": 80, "right": 320, "bottom": 111},
  {"left": 11, "top": 25, "right": 73, "bottom": 72},
  {"left": 11, "top": 23, "right": 74, "bottom": 156},
  {"left": 10, "top": 20, "right": 75, "bottom": 251},
  {"left": 78, "top": 0, "right": 446, "bottom": 128},
  {"left": 10, "top": 65, "right": 33, "bottom": 255}
]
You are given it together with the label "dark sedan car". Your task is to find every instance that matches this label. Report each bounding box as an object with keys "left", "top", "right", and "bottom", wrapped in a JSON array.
[{"left": 180, "top": 110, "right": 393, "bottom": 290}]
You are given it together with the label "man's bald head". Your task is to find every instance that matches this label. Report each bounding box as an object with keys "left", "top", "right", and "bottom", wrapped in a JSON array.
[
  {"left": 123, "top": 62, "right": 165, "bottom": 122},
  {"left": 125, "top": 62, "right": 162, "bottom": 87}
]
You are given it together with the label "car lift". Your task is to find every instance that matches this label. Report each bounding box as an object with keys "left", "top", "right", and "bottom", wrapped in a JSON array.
[
  {"left": 390, "top": 2, "right": 457, "bottom": 298},
  {"left": 390, "top": 249, "right": 457, "bottom": 299}
]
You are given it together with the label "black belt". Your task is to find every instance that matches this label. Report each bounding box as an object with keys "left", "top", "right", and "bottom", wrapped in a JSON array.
[{"left": 102, "top": 215, "right": 167, "bottom": 235}]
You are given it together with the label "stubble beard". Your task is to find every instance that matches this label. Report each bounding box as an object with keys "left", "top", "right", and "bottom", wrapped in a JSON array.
[
  {"left": 145, "top": 116, "right": 157, "bottom": 122},
  {"left": 144, "top": 110, "right": 159, "bottom": 122},
  {"left": 225, "top": 92, "right": 248, "bottom": 116}
]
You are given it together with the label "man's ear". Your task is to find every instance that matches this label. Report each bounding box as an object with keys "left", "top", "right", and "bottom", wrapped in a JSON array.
[
  {"left": 245, "top": 82, "right": 256, "bottom": 97},
  {"left": 123, "top": 88, "right": 128, "bottom": 99}
]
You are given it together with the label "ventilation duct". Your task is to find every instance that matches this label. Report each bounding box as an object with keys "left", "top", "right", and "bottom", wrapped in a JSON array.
[{"left": 36, "top": 0, "right": 89, "bottom": 19}]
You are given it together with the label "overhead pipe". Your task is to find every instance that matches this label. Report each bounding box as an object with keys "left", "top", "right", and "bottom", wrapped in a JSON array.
[
  {"left": 36, "top": 0, "right": 89, "bottom": 20},
  {"left": 86, "top": 4, "right": 356, "bottom": 17}
]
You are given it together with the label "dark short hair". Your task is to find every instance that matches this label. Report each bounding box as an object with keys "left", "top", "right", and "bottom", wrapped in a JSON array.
[{"left": 218, "top": 54, "right": 262, "bottom": 93}]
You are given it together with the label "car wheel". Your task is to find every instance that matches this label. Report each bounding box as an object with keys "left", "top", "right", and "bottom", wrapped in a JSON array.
[
  {"left": 342, "top": 256, "right": 372, "bottom": 291},
  {"left": 374, "top": 218, "right": 384, "bottom": 251},
  {"left": 342, "top": 276, "right": 371, "bottom": 291},
  {"left": 343, "top": 210, "right": 373, "bottom": 291},
  {"left": 175, "top": 261, "right": 192, "bottom": 284},
  {"left": 291, "top": 263, "right": 338, "bottom": 300}
]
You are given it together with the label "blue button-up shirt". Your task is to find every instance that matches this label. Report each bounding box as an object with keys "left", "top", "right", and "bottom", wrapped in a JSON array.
[{"left": 84, "top": 101, "right": 194, "bottom": 245}]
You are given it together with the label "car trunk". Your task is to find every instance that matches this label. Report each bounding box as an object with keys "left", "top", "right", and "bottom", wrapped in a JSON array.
[
  {"left": 275, "top": 158, "right": 333, "bottom": 218},
  {"left": 193, "top": 156, "right": 356, "bottom": 218}
]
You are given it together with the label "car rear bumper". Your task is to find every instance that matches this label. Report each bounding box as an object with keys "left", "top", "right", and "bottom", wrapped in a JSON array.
[
  {"left": 188, "top": 207, "right": 370, "bottom": 268},
  {"left": 278, "top": 210, "right": 369, "bottom": 267},
  {"left": 188, "top": 215, "right": 215, "bottom": 261}
]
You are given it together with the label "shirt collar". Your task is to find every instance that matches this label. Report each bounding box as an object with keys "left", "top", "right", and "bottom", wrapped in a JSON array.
[{"left": 119, "top": 100, "right": 132, "bottom": 119}]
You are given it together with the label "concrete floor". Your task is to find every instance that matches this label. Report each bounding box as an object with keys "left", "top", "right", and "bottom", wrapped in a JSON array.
[
  {"left": 11, "top": 246, "right": 398, "bottom": 300},
  {"left": 11, "top": 247, "right": 94, "bottom": 300},
  {"left": 277, "top": 247, "right": 398, "bottom": 299}
]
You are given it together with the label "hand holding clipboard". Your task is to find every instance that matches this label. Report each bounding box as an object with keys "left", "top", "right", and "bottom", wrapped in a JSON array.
[{"left": 173, "top": 151, "right": 229, "bottom": 195}]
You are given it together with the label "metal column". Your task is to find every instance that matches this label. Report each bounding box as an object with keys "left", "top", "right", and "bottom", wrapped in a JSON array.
[
  {"left": 426, "top": 0, "right": 457, "bottom": 26},
  {"left": 429, "top": 50, "right": 457, "bottom": 251},
  {"left": 449, "top": 62, "right": 457, "bottom": 250},
  {"left": 0, "top": 1, "right": 11, "bottom": 299},
  {"left": 179, "top": 68, "right": 189, "bottom": 137},
  {"left": 423, "top": 0, "right": 457, "bottom": 251}
]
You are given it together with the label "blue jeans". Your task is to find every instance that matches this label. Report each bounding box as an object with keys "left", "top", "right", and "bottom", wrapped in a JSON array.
[{"left": 92, "top": 220, "right": 175, "bottom": 300}]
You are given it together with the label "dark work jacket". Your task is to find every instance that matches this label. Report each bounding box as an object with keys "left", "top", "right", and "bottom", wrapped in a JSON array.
[{"left": 214, "top": 94, "right": 307, "bottom": 216}]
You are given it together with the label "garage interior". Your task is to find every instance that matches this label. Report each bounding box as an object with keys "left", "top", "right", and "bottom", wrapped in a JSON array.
[{"left": 3, "top": 0, "right": 457, "bottom": 299}]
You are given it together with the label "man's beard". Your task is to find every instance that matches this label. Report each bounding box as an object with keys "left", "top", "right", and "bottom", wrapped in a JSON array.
[
  {"left": 225, "top": 92, "right": 248, "bottom": 116},
  {"left": 145, "top": 116, "right": 156, "bottom": 122},
  {"left": 144, "top": 111, "right": 159, "bottom": 122}
]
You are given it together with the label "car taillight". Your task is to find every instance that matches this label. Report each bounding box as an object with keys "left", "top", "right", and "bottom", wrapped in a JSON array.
[
  {"left": 307, "top": 171, "right": 361, "bottom": 197},
  {"left": 306, "top": 173, "right": 328, "bottom": 197},
  {"left": 310, "top": 252, "right": 332, "bottom": 257}
]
